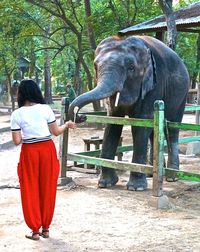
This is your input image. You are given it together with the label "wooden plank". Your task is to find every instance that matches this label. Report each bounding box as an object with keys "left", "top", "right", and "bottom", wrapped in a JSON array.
[
  {"left": 68, "top": 166, "right": 98, "bottom": 174},
  {"left": 67, "top": 154, "right": 200, "bottom": 182},
  {"left": 167, "top": 121, "right": 200, "bottom": 131},
  {"left": 185, "top": 105, "right": 200, "bottom": 111},
  {"left": 67, "top": 153, "right": 153, "bottom": 174},
  {"left": 86, "top": 115, "right": 154, "bottom": 127},
  {"left": 178, "top": 136, "right": 200, "bottom": 144},
  {"left": 76, "top": 145, "right": 133, "bottom": 157},
  {"left": 165, "top": 168, "right": 200, "bottom": 182}
]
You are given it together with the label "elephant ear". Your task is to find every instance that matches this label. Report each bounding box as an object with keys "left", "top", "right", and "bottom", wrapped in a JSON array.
[{"left": 141, "top": 49, "right": 157, "bottom": 99}]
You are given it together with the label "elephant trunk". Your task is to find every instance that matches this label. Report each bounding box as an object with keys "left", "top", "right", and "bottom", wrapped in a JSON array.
[{"left": 68, "top": 75, "right": 123, "bottom": 122}]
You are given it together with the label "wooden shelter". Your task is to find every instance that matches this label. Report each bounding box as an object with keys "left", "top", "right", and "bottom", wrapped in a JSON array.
[{"left": 118, "top": 2, "right": 200, "bottom": 40}]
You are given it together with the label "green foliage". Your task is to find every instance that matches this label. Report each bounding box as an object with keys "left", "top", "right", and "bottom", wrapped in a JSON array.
[
  {"left": 176, "top": 33, "right": 199, "bottom": 76},
  {"left": 0, "top": 0, "right": 199, "bottom": 95}
]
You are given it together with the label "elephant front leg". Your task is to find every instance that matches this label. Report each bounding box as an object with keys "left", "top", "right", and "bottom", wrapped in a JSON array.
[
  {"left": 98, "top": 124, "right": 123, "bottom": 188},
  {"left": 127, "top": 127, "right": 151, "bottom": 191}
]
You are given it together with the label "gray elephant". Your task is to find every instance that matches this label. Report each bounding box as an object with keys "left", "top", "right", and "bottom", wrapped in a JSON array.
[{"left": 68, "top": 35, "right": 189, "bottom": 191}]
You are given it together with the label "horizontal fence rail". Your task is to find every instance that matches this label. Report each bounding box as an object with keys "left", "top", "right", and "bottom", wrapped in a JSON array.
[
  {"left": 68, "top": 153, "right": 153, "bottom": 174},
  {"left": 165, "top": 168, "right": 200, "bottom": 182},
  {"left": 167, "top": 121, "right": 200, "bottom": 131},
  {"left": 86, "top": 115, "right": 154, "bottom": 127},
  {"left": 68, "top": 153, "right": 200, "bottom": 182},
  {"left": 185, "top": 105, "right": 200, "bottom": 111}
]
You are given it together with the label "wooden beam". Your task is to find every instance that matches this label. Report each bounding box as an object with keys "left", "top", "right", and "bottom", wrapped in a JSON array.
[
  {"left": 165, "top": 168, "right": 200, "bottom": 182},
  {"left": 67, "top": 153, "right": 153, "bottom": 174},
  {"left": 86, "top": 115, "right": 153, "bottom": 127}
]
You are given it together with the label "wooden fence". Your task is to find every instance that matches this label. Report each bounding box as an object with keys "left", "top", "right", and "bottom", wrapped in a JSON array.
[{"left": 58, "top": 98, "right": 200, "bottom": 208}]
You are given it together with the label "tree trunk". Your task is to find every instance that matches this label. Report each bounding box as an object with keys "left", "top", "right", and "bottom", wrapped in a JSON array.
[
  {"left": 28, "top": 44, "right": 36, "bottom": 79},
  {"left": 9, "top": 77, "right": 15, "bottom": 111},
  {"left": 159, "top": 0, "right": 177, "bottom": 51},
  {"left": 84, "top": 0, "right": 100, "bottom": 111},
  {"left": 44, "top": 25, "right": 53, "bottom": 104},
  {"left": 2, "top": 57, "right": 15, "bottom": 110},
  {"left": 74, "top": 57, "right": 82, "bottom": 96},
  {"left": 84, "top": 0, "right": 97, "bottom": 51}
]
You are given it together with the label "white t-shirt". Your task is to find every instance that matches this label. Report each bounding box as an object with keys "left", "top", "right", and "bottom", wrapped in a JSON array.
[{"left": 10, "top": 104, "right": 56, "bottom": 143}]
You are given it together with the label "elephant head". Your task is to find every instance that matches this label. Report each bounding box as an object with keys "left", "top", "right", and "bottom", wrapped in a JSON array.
[{"left": 68, "top": 36, "right": 156, "bottom": 122}]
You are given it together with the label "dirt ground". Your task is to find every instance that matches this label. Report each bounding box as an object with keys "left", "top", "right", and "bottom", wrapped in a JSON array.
[{"left": 0, "top": 113, "right": 200, "bottom": 252}]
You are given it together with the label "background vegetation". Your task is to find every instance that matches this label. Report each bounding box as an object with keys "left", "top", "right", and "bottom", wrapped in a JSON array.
[{"left": 0, "top": 0, "right": 199, "bottom": 109}]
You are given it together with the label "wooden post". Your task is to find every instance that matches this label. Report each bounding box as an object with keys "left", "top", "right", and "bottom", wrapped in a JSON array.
[
  {"left": 149, "top": 100, "right": 170, "bottom": 208},
  {"left": 153, "top": 100, "right": 165, "bottom": 196},
  {"left": 195, "top": 83, "right": 200, "bottom": 135},
  {"left": 58, "top": 97, "right": 72, "bottom": 185}
]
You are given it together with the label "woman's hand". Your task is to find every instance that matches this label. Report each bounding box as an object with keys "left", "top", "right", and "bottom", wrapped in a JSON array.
[
  {"left": 65, "top": 120, "right": 76, "bottom": 129},
  {"left": 49, "top": 120, "right": 76, "bottom": 136}
]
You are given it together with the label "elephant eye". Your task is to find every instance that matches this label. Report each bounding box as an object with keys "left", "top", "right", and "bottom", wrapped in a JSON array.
[{"left": 128, "top": 63, "right": 135, "bottom": 71}]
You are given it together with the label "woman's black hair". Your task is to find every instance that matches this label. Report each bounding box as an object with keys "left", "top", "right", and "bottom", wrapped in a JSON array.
[{"left": 17, "top": 79, "right": 46, "bottom": 107}]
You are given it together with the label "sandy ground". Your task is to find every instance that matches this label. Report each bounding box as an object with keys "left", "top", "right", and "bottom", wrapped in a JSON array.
[{"left": 0, "top": 113, "right": 200, "bottom": 252}]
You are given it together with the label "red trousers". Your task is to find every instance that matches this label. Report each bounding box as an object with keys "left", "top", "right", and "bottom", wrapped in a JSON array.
[{"left": 17, "top": 140, "right": 60, "bottom": 232}]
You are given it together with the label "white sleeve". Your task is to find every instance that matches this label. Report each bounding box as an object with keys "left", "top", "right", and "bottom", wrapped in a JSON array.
[
  {"left": 46, "top": 105, "right": 56, "bottom": 124},
  {"left": 10, "top": 112, "right": 21, "bottom": 131}
]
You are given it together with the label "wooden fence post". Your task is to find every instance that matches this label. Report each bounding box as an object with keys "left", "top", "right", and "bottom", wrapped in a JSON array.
[
  {"left": 195, "top": 83, "right": 200, "bottom": 135},
  {"left": 149, "top": 100, "right": 171, "bottom": 208},
  {"left": 58, "top": 97, "right": 72, "bottom": 185}
]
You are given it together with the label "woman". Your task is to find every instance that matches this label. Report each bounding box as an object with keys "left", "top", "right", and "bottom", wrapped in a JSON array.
[{"left": 10, "top": 79, "right": 76, "bottom": 240}]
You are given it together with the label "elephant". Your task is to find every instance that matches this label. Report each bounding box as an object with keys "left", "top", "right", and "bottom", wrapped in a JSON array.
[{"left": 68, "top": 35, "right": 189, "bottom": 191}]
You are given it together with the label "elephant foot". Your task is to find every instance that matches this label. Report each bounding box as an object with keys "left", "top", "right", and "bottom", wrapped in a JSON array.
[
  {"left": 127, "top": 173, "right": 147, "bottom": 191},
  {"left": 166, "top": 177, "right": 179, "bottom": 182},
  {"left": 165, "top": 166, "right": 179, "bottom": 182},
  {"left": 98, "top": 170, "right": 119, "bottom": 188}
]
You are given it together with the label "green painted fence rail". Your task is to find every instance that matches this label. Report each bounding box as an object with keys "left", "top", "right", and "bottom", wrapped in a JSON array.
[
  {"left": 167, "top": 121, "right": 200, "bottom": 131},
  {"left": 86, "top": 115, "right": 154, "bottom": 127},
  {"left": 68, "top": 153, "right": 153, "bottom": 174},
  {"left": 76, "top": 145, "right": 133, "bottom": 157},
  {"left": 84, "top": 115, "right": 200, "bottom": 132},
  {"left": 68, "top": 153, "right": 200, "bottom": 182},
  {"left": 72, "top": 135, "right": 200, "bottom": 159},
  {"left": 178, "top": 136, "right": 200, "bottom": 143},
  {"left": 165, "top": 168, "right": 200, "bottom": 182},
  {"left": 185, "top": 105, "right": 200, "bottom": 111}
]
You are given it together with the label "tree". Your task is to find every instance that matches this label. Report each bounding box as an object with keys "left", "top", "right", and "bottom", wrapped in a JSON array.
[
  {"left": 84, "top": 0, "right": 97, "bottom": 52},
  {"left": 26, "top": 1, "right": 93, "bottom": 89},
  {"left": 44, "top": 23, "right": 53, "bottom": 104},
  {"left": 1, "top": 0, "right": 197, "bottom": 111},
  {"left": 159, "top": 0, "right": 177, "bottom": 50}
]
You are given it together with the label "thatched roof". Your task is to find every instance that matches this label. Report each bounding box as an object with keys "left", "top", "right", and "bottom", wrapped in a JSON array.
[{"left": 119, "top": 2, "right": 200, "bottom": 36}]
